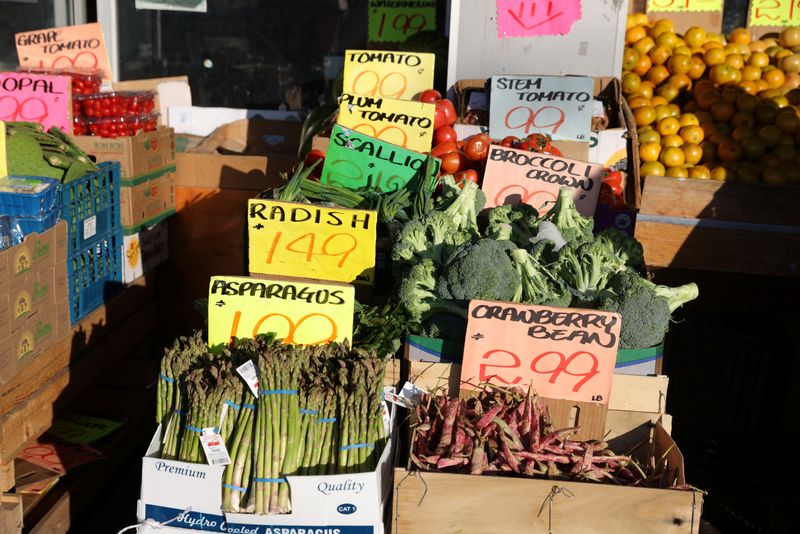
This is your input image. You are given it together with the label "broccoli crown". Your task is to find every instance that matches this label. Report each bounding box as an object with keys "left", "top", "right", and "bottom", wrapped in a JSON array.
[
  {"left": 595, "top": 228, "right": 645, "bottom": 270},
  {"left": 391, "top": 211, "right": 468, "bottom": 269},
  {"left": 435, "top": 176, "right": 483, "bottom": 234},
  {"left": 486, "top": 203, "right": 540, "bottom": 247},
  {"left": 436, "top": 239, "right": 520, "bottom": 302},
  {"left": 509, "top": 248, "right": 569, "bottom": 306},
  {"left": 599, "top": 271, "right": 671, "bottom": 349},
  {"left": 545, "top": 187, "right": 594, "bottom": 245},
  {"left": 397, "top": 258, "right": 439, "bottom": 320},
  {"left": 555, "top": 239, "right": 622, "bottom": 304}
]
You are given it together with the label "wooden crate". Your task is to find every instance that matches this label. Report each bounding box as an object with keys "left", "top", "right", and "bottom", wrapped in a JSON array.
[
  {"left": 0, "top": 494, "right": 22, "bottom": 534},
  {"left": 635, "top": 176, "right": 800, "bottom": 277}
]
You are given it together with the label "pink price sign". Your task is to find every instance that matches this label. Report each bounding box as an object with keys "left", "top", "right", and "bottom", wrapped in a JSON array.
[
  {"left": 0, "top": 72, "right": 72, "bottom": 133},
  {"left": 496, "top": 0, "right": 582, "bottom": 38}
]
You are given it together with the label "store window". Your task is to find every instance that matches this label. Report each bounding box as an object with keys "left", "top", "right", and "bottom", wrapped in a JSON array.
[{"left": 0, "top": 0, "right": 60, "bottom": 71}]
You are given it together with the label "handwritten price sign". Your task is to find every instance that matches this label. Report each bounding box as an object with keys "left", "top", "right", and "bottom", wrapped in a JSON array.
[
  {"left": 647, "top": 0, "right": 723, "bottom": 13},
  {"left": 481, "top": 144, "right": 605, "bottom": 215},
  {"left": 207, "top": 276, "right": 354, "bottom": 347},
  {"left": 460, "top": 301, "right": 620, "bottom": 404},
  {"left": 337, "top": 92, "right": 435, "bottom": 153},
  {"left": 489, "top": 75, "right": 593, "bottom": 142},
  {"left": 0, "top": 72, "right": 72, "bottom": 133},
  {"left": 343, "top": 49, "right": 435, "bottom": 101},
  {"left": 20, "top": 437, "right": 104, "bottom": 475},
  {"left": 749, "top": 0, "right": 800, "bottom": 26},
  {"left": 321, "top": 124, "right": 440, "bottom": 192},
  {"left": 248, "top": 199, "right": 377, "bottom": 285},
  {"left": 496, "top": 0, "right": 582, "bottom": 38},
  {"left": 368, "top": 0, "right": 436, "bottom": 42},
  {"left": 16, "top": 22, "right": 112, "bottom": 82}
]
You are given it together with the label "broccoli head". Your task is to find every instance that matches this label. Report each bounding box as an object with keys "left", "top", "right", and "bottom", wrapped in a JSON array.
[
  {"left": 555, "top": 239, "right": 624, "bottom": 305},
  {"left": 485, "top": 203, "right": 540, "bottom": 247},
  {"left": 595, "top": 228, "right": 645, "bottom": 270},
  {"left": 397, "top": 258, "right": 469, "bottom": 322},
  {"left": 436, "top": 239, "right": 520, "bottom": 302},
  {"left": 544, "top": 187, "right": 594, "bottom": 246},
  {"left": 435, "top": 175, "right": 484, "bottom": 234},
  {"left": 391, "top": 210, "right": 471, "bottom": 270},
  {"left": 600, "top": 270, "right": 699, "bottom": 349},
  {"left": 509, "top": 248, "right": 572, "bottom": 307}
]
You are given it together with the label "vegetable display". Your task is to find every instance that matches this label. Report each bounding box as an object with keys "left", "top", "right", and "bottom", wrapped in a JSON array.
[
  {"left": 5, "top": 122, "right": 99, "bottom": 182},
  {"left": 157, "top": 333, "right": 389, "bottom": 514}
]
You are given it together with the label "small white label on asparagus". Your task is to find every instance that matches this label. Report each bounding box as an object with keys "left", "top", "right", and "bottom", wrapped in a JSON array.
[
  {"left": 219, "top": 402, "right": 229, "bottom": 430},
  {"left": 236, "top": 360, "right": 260, "bottom": 397},
  {"left": 199, "top": 428, "right": 231, "bottom": 466},
  {"left": 381, "top": 400, "right": 391, "bottom": 438}
]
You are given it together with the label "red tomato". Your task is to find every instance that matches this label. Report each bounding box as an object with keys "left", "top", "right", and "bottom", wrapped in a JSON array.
[
  {"left": 517, "top": 139, "right": 537, "bottom": 152},
  {"left": 434, "top": 126, "right": 457, "bottom": 146},
  {"left": 454, "top": 169, "right": 480, "bottom": 187},
  {"left": 464, "top": 134, "right": 491, "bottom": 162},
  {"left": 500, "top": 135, "right": 520, "bottom": 148},
  {"left": 431, "top": 141, "right": 458, "bottom": 158},
  {"left": 439, "top": 151, "right": 462, "bottom": 174},
  {"left": 546, "top": 145, "right": 563, "bottom": 157},
  {"left": 434, "top": 105, "right": 447, "bottom": 130},
  {"left": 419, "top": 89, "right": 442, "bottom": 103},
  {"left": 599, "top": 183, "right": 626, "bottom": 209},
  {"left": 603, "top": 170, "right": 623, "bottom": 188},
  {"left": 437, "top": 99, "right": 457, "bottom": 126}
]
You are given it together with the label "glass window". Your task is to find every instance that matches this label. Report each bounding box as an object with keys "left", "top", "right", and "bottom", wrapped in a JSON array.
[{"left": 0, "top": 0, "right": 58, "bottom": 71}]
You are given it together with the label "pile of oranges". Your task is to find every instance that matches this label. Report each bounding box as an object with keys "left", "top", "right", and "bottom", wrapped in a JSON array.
[{"left": 623, "top": 14, "right": 800, "bottom": 185}]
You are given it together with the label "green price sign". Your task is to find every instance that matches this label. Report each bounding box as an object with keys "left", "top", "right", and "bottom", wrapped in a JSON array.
[{"left": 368, "top": 0, "right": 436, "bottom": 42}]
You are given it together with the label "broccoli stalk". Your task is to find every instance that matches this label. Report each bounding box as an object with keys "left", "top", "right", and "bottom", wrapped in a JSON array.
[
  {"left": 485, "top": 203, "right": 539, "bottom": 247},
  {"left": 594, "top": 228, "right": 645, "bottom": 270},
  {"left": 398, "top": 259, "right": 467, "bottom": 321},
  {"left": 544, "top": 187, "right": 594, "bottom": 246},
  {"left": 436, "top": 175, "right": 484, "bottom": 234},
  {"left": 654, "top": 283, "right": 699, "bottom": 313},
  {"left": 509, "top": 249, "right": 571, "bottom": 307}
]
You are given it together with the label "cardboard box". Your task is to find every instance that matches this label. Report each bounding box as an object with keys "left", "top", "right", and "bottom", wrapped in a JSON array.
[
  {"left": 113, "top": 76, "right": 192, "bottom": 127},
  {"left": 123, "top": 222, "right": 169, "bottom": 284},
  {"left": 0, "top": 264, "right": 68, "bottom": 339},
  {"left": 136, "top": 408, "right": 397, "bottom": 533},
  {"left": 120, "top": 168, "right": 176, "bottom": 231},
  {"left": 0, "top": 300, "right": 69, "bottom": 383},
  {"left": 72, "top": 127, "right": 176, "bottom": 179},
  {"left": 0, "top": 222, "right": 67, "bottom": 293}
]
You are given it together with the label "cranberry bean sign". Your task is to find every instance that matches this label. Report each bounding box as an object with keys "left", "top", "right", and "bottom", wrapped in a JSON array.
[
  {"left": 0, "top": 72, "right": 72, "bottom": 133},
  {"left": 460, "top": 300, "right": 621, "bottom": 405},
  {"left": 480, "top": 144, "right": 605, "bottom": 215},
  {"left": 16, "top": 23, "right": 112, "bottom": 82}
]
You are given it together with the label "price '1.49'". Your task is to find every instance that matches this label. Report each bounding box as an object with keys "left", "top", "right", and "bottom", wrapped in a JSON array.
[{"left": 263, "top": 231, "right": 358, "bottom": 268}]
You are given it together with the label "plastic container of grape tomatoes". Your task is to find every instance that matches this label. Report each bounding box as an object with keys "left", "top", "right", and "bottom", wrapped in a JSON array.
[
  {"left": 76, "top": 112, "right": 159, "bottom": 138},
  {"left": 19, "top": 66, "right": 103, "bottom": 95},
  {"left": 74, "top": 91, "right": 156, "bottom": 118}
]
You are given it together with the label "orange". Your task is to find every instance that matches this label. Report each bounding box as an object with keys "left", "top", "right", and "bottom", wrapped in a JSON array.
[
  {"left": 731, "top": 125, "right": 755, "bottom": 142},
  {"left": 660, "top": 146, "right": 685, "bottom": 166},
  {"left": 646, "top": 65, "right": 670, "bottom": 85},
  {"left": 726, "top": 54, "right": 745, "bottom": 69},
  {"left": 709, "top": 64, "right": 737, "bottom": 85},
  {"left": 776, "top": 110, "right": 800, "bottom": 133},
  {"left": 761, "top": 152, "right": 781, "bottom": 167},
  {"left": 768, "top": 95, "right": 790, "bottom": 108},
  {"left": 729, "top": 28, "right": 751, "bottom": 45},
  {"left": 755, "top": 103, "right": 779, "bottom": 124},
  {"left": 715, "top": 122, "right": 732, "bottom": 136},
  {"left": 650, "top": 95, "right": 669, "bottom": 106},
  {"left": 633, "top": 105, "right": 657, "bottom": 126},
  {"left": 781, "top": 26, "right": 800, "bottom": 48},
  {"left": 626, "top": 25, "right": 647, "bottom": 45},
  {"left": 640, "top": 161, "right": 666, "bottom": 177},
  {"left": 750, "top": 40, "right": 769, "bottom": 53},
  {"left": 738, "top": 80, "right": 759, "bottom": 95},
  {"left": 683, "top": 144, "right": 703, "bottom": 165},
  {"left": 710, "top": 165, "right": 732, "bottom": 181},
  {"left": 731, "top": 112, "right": 756, "bottom": 130},
  {"left": 635, "top": 82, "right": 655, "bottom": 99},
  {"left": 721, "top": 87, "right": 740, "bottom": 103},
  {"left": 717, "top": 141, "right": 743, "bottom": 161},
  {"left": 775, "top": 144, "right": 797, "bottom": 162},
  {"left": 674, "top": 45, "right": 693, "bottom": 57},
  {"left": 661, "top": 134, "right": 684, "bottom": 147},
  {"left": 762, "top": 167, "right": 787, "bottom": 185},
  {"left": 634, "top": 54, "right": 653, "bottom": 76},
  {"left": 695, "top": 110, "right": 713, "bottom": 124},
  {"left": 742, "top": 137, "right": 767, "bottom": 160},
  {"left": 656, "top": 31, "right": 680, "bottom": 49},
  {"left": 736, "top": 93, "right": 759, "bottom": 113},
  {"left": 634, "top": 37, "right": 656, "bottom": 56},
  {"left": 649, "top": 45, "right": 672, "bottom": 65},
  {"left": 701, "top": 141, "right": 717, "bottom": 163},
  {"left": 678, "top": 113, "right": 700, "bottom": 127},
  {"left": 683, "top": 100, "right": 700, "bottom": 113},
  {"left": 657, "top": 117, "right": 680, "bottom": 135},
  {"left": 736, "top": 163, "right": 760, "bottom": 182},
  {"left": 758, "top": 124, "right": 783, "bottom": 146},
  {"left": 700, "top": 122, "right": 717, "bottom": 138},
  {"left": 627, "top": 13, "right": 648, "bottom": 29},
  {"left": 693, "top": 79, "right": 716, "bottom": 98},
  {"left": 667, "top": 103, "right": 682, "bottom": 117},
  {"left": 639, "top": 142, "right": 661, "bottom": 162},
  {"left": 748, "top": 51, "right": 770, "bottom": 67},
  {"left": 684, "top": 26, "right": 707, "bottom": 48},
  {"left": 679, "top": 125, "right": 705, "bottom": 144},
  {"left": 667, "top": 54, "right": 692, "bottom": 74},
  {"left": 704, "top": 47, "right": 727, "bottom": 66},
  {"left": 665, "top": 166, "right": 688, "bottom": 178},
  {"left": 667, "top": 73, "right": 692, "bottom": 90},
  {"left": 688, "top": 165, "right": 712, "bottom": 180},
  {"left": 638, "top": 129, "right": 661, "bottom": 144},
  {"left": 654, "top": 104, "right": 672, "bottom": 121},
  {"left": 622, "top": 72, "right": 642, "bottom": 93},
  {"left": 688, "top": 57, "right": 707, "bottom": 79},
  {"left": 696, "top": 89, "right": 720, "bottom": 110},
  {"left": 710, "top": 100, "right": 736, "bottom": 121},
  {"left": 764, "top": 68, "right": 786, "bottom": 89},
  {"left": 657, "top": 83, "right": 680, "bottom": 102},
  {"left": 627, "top": 96, "right": 650, "bottom": 109},
  {"left": 741, "top": 65, "right": 762, "bottom": 81},
  {"left": 755, "top": 79, "right": 770, "bottom": 93},
  {"left": 623, "top": 48, "right": 640, "bottom": 71}
]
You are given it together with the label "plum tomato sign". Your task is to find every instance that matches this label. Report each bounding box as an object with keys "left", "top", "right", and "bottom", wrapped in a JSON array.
[
  {"left": 207, "top": 276, "right": 355, "bottom": 347},
  {"left": 343, "top": 49, "right": 435, "bottom": 101},
  {"left": 480, "top": 144, "right": 605, "bottom": 215},
  {"left": 0, "top": 72, "right": 72, "bottom": 132},
  {"left": 460, "top": 300, "right": 621, "bottom": 404},
  {"left": 337, "top": 93, "right": 435, "bottom": 153},
  {"left": 489, "top": 75, "right": 593, "bottom": 142}
]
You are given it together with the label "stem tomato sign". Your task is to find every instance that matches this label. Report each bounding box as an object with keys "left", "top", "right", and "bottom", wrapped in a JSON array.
[
  {"left": 337, "top": 93, "right": 435, "bottom": 153},
  {"left": 16, "top": 23, "right": 112, "bottom": 82},
  {"left": 207, "top": 276, "right": 355, "bottom": 348},
  {"left": 0, "top": 72, "right": 72, "bottom": 133},
  {"left": 343, "top": 49, "right": 435, "bottom": 101},
  {"left": 248, "top": 199, "right": 377, "bottom": 286},
  {"left": 489, "top": 75, "right": 593, "bottom": 142},
  {"left": 460, "top": 300, "right": 620, "bottom": 405}
]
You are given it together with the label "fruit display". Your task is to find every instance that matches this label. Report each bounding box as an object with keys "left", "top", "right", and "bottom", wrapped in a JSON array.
[
  {"left": 623, "top": 14, "right": 800, "bottom": 185},
  {"left": 73, "top": 90, "right": 156, "bottom": 118},
  {"left": 21, "top": 67, "right": 103, "bottom": 96},
  {"left": 73, "top": 112, "right": 159, "bottom": 137}
]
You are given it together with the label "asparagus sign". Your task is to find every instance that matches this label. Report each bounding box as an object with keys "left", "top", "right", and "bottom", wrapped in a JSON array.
[
  {"left": 207, "top": 276, "right": 355, "bottom": 347},
  {"left": 460, "top": 300, "right": 621, "bottom": 405}
]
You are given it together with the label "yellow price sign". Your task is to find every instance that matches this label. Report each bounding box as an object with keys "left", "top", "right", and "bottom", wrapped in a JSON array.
[
  {"left": 0, "top": 122, "right": 7, "bottom": 178},
  {"left": 248, "top": 199, "right": 377, "bottom": 286},
  {"left": 343, "top": 49, "right": 435, "bottom": 101},
  {"left": 337, "top": 92, "right": 435, "bottom": 153},
  {"left": 207, "top": 276, "right": 355, "bottom": 347},
  {"left": 749, "top": 0, "right": 800, "bottom": 26},
  {"left": 646, "top": 0, "right": 722, "bottom": 12}
]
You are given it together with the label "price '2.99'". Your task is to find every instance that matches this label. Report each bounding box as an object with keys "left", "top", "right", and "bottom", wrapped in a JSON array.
[{"left": 264, "top": 231, "right": 358, "bottom": 268}]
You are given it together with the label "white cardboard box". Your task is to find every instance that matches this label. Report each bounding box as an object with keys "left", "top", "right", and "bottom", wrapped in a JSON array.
[
  {"left": 137, "top": 409, "right": 396, "bottom": 533},
  {"left": 123, "top": 222, "right": 169, "bottom": 284}
]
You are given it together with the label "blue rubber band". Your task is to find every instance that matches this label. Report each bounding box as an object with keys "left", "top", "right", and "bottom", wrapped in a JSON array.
[
  {"left": 160, "top": 374, "right": 175, "bottom": 383},
  {"left": 259, "top": 389, "right": 298, "bottom": 396},
  {"left": 317, "top": 417, "right": 337, "bottom": 423},
  {"left": 339, "top": 443, "right": 375, "bottom": 451},
  {"left": 254, "top": 477, "right": 286, "bottom": 483},
  {"left": 223, "top": 483, "right": 247, "bottom": 493},
  {"left": 225, "top": 400, "right": 241, "bottom": 410},
  {"left": 173, "top": 409, "right": 184, "bottom": 415},
  {"left": 185, "top": 425, "right": 219, "bottom": 434},
  {"left": 299, "top": 409, "right": 319, "bottom": 415},
  {"left": 242, "top": 403, "right": 256, "bottom": 410}
]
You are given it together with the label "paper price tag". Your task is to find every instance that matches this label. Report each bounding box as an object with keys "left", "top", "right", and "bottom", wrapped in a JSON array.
[
  {"left": 0, "top": 72, "right": 72, "bottom": 133},
  {"left": 367, "top": 1, "right": 436, "bottom": 43},
  {"left": 343, "top": 49, "right": 435, "bottom": 100},
  {"left": 199, "top": 428, "right": 231, "bottom": 467},
  {"left": 381, "top": 401, "right": 391, "bottom": 437},
  {"left": 749, "top": 0, "right": 800, "bottom": 27},
  {"left": 647, "top": 0, "right": 723, "bottom": 13},
  {"left": 16, "top": 23, "right": 113, "bottom": 82},
  {"left": 383, "top": 382, "right": 426, "bottom": 408},
  {"left": 236, "top": 360, "right": 260, "bottom": 397}
]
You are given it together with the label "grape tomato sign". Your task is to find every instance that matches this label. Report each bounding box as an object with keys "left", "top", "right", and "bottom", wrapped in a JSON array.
[
  {"left": 337, "top": 92, "right": 436, "bottom": 153},
  {"left": 343, "top": 49, "right": 435, "bottom": 101},
  {"left": 248, "top": 199, "right": 377, "bottom": 286},
  {"left": 460, "top": 301, "right": 621, "bottom": 404},
  {"left": 480, "top": 144, "right": 605, "bottom": 215},
  {"left": 489, "top": 75, "right": 593, "bottom": 142},
  {"left": 749, "top": 0, "right": 800, "bottom": 26},
  {"left": 16, "top": 23, "right": 112, "bottom": 82},
  {"left": 368, "top": 0, "right": 436, "bottom": 42},
  {"left": 647, "top": 0, "right": 723, "bottom": 13},
  {"left": 207, "top": 276, "right": 355, "bottom": 347},
  {"left": 0, "top": 72, "right": 72, "bottom": 133},
  {"left": 321, "top": 124, "right": 440, "bottom": 192},
  {"left": 496, "top": 0, "right": 582, "bottom": 38}
]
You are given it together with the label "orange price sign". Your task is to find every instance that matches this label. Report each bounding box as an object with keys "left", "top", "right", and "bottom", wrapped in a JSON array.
[
  {"left": 749, "top": 0, "right": 800, "bottom": 26},
  {"left": 343, "top": 49, "right": 435, "bottom": 101},
  {"left": 248, "top": 199, "right": 377, "bottom": 285},
  {"left": 207, "top": 275, "right": 355, "bottom": 347},
  {"left": 460, "top": 301, "right": 621, "bottom": 404},
  {"left": 16, "top": 23, "right": 112, "bottom": 82},
  {"left": 480, "top": 144, "right": 605, "bottom": 215}
]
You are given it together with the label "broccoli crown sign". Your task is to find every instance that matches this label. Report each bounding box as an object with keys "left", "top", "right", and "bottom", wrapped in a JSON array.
[
  {"left": 460, "top": 300, "right": 620, "bottom": 405},
  {"left": 321, "top": 124, "right": 439, "bottom": 192}
]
